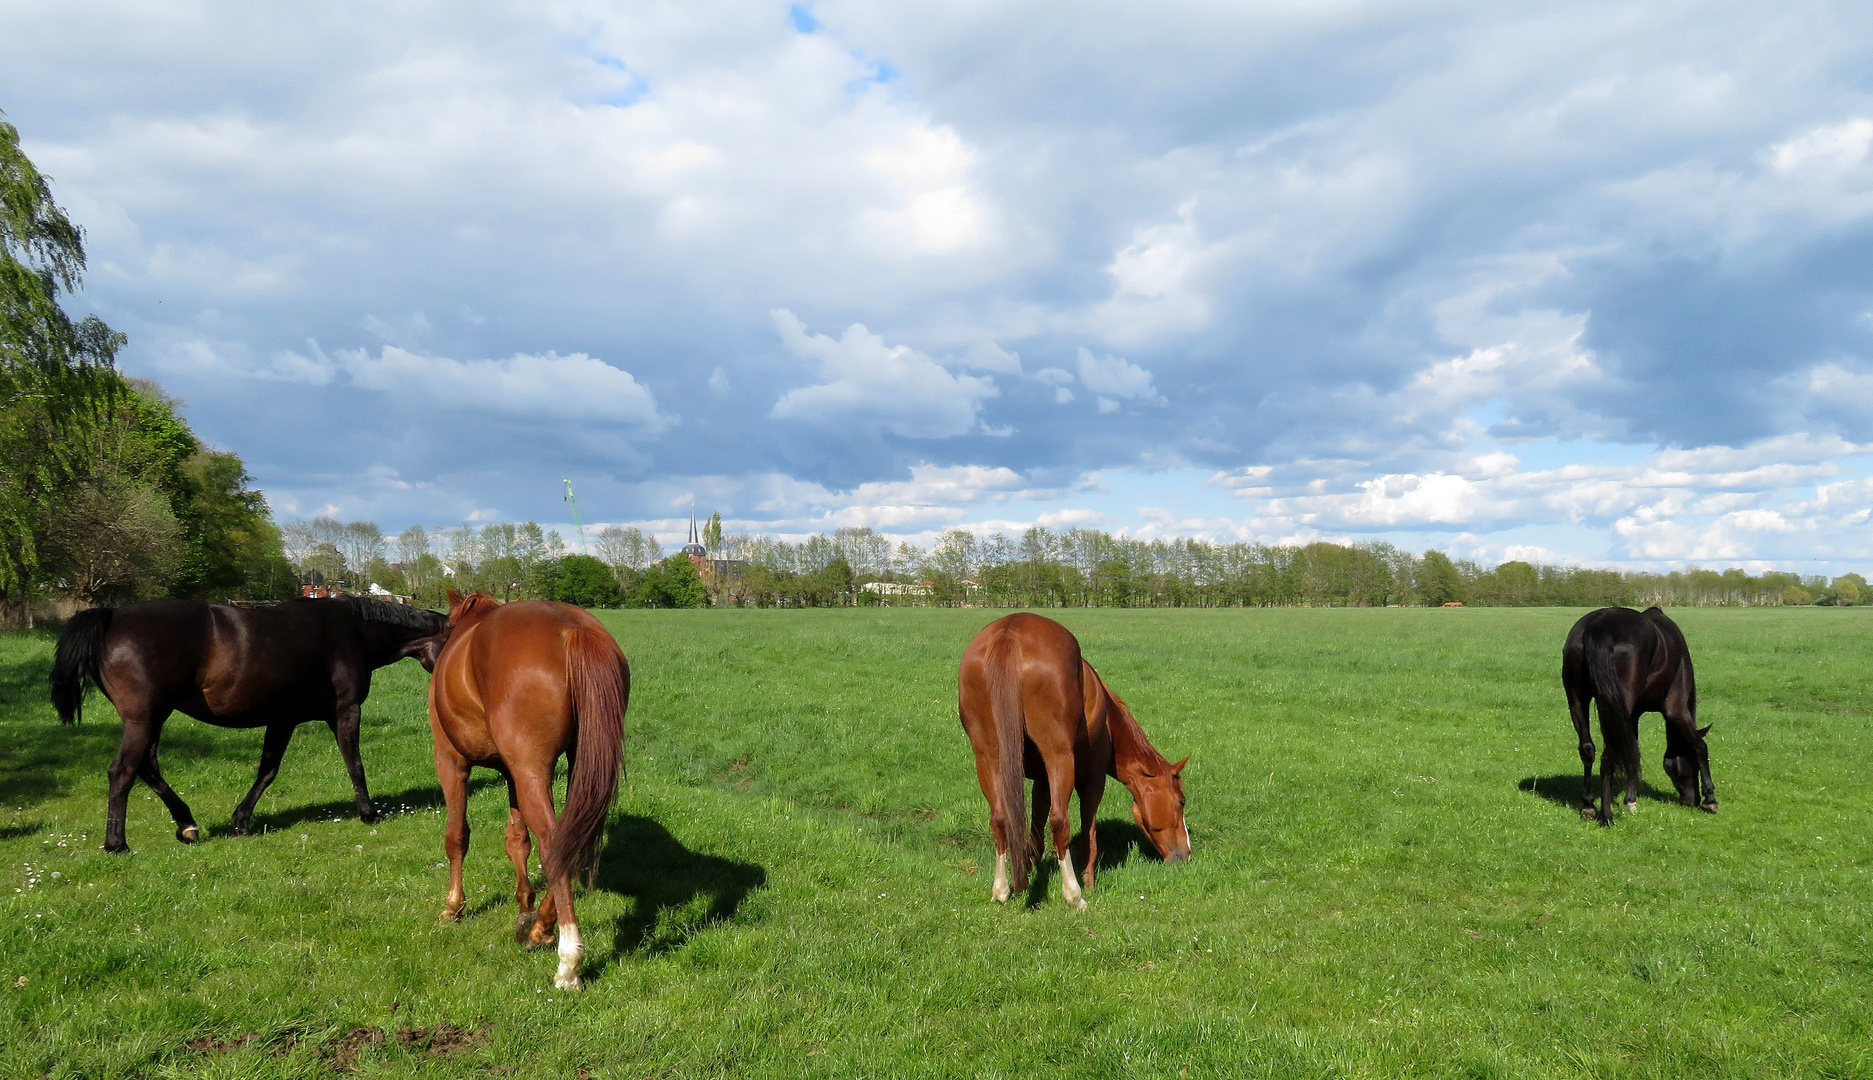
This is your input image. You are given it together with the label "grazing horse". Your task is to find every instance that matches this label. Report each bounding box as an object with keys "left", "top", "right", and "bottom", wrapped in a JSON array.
[
  {"left": 959, "top": 613, "right": 1189, "bottom": 908},
  {"left": 49, "top": 597, "right": 447, "bottom": 852},
  {"left": 1563, "top": 605, "right": 1716, "bottom": 824},
  {"left": 427, "top": 589, "right": 627, "bottom": 990}
]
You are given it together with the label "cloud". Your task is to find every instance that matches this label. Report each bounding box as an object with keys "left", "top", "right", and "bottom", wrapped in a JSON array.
[
  {"left": 1075, "top": 347, "right": 1165, "bottom": 406},
  {"left": 9, "top": 0, "right": 1873, "bottom": 569},
  {"left": 770, "top": 310, "right": 998, "bottom": 437}
]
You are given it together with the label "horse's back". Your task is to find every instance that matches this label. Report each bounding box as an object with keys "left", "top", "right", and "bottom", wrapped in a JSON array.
[{"left": 959, "top": 613, "right": 1085, "bottom": 754}]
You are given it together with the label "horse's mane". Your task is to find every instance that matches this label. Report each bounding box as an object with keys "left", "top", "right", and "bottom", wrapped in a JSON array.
[
  {"left": 340, "top": 596, "right": 448, "bottom": 634},
  {"left": 1098, "top": 673, "right": 1171, "bottom": 777}
]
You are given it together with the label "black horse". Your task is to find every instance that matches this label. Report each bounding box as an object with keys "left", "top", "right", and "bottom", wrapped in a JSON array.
[
  {"left": 50, "top": 597, "right": 447, "bottom": 852},
  {"left": 1562, "top": 606, "right": 1716, "bottom": 824}
]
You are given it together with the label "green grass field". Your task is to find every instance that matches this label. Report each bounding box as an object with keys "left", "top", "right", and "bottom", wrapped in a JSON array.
[{"left": 1, "top": 607, "right": 1869, "bottom": 1078}]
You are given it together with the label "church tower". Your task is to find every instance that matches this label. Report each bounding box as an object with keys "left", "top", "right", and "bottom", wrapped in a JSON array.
[{"left": 681, "top": 504, "right": 708, "bottom": 573}]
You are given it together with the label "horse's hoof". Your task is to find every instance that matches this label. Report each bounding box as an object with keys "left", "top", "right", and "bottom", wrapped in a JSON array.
[
  {"left": 177, "top": 825, "right": 199, "bottom": 844},
  {"left": 514, "top": 912, "right": 537, "bottom": 945},
  {"left": 553, "top": 974, "right": 581, "bottom": 991},
  {"left": 359, "top": 809, "right": 383, "bottom": 826},
  {"left": 1701, "top": 801, "right": 1719, "bottom": 814},
  {"left": 104, "top": 842, "right": 130, "bottom": 854},
  {"left": 1579, "top": 807, "right": 1597, "bottom": 822},
  {"left": 439, "top": 908, "right": 463, "bottom": 924}
]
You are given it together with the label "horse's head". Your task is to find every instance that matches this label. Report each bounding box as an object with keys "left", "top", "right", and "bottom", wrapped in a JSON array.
[
  {"left": 445, "top": 588, "right": 501, "bottom": 629},
  {"left": 399, "top": 631, "right": 450, "bottom": 673},
  {"left": 1662, "top": 723, "right": 1714, "bottom": 809},
  {"left": 1127, "top": 754, "right": 1190, "bottom": 863}
]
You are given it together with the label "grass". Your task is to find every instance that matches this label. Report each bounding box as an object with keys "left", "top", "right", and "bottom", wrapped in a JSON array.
[{"left": 1, "top": 606, "right": 1869, "bottom": 1078}]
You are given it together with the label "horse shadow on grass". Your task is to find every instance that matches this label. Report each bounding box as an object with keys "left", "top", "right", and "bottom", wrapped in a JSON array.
[
  {"left": 1518, "top": 774, "right": 1689, "bottom": 814},
  {"left": 233, "top": 775, "right": 501, "bottom": 838},
  {"left": 590, "top": 814, "right": 766, "bottom": 969},
  {"left": 1023, "top": 817, "right": 1160, "bottom": 908}
]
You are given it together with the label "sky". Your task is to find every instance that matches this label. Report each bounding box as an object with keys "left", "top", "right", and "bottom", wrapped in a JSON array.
[{"left": 5, "top": 0, "right": 1873, "bottom": 571}]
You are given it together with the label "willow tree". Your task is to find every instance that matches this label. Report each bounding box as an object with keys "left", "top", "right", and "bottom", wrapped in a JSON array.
[{"left": 0, "top": 112, "right": 124, "bottom": 596}]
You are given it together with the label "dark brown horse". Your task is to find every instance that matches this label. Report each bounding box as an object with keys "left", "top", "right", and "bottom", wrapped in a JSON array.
[
  {"left": 1563, "top": 605, "right": 1716, "bottom": 824},
  {"left": 49, "top": 597, "right": 446, "bottom": 852},
  {"left": 959, "top": 613, "right": 1189, "bottom": 908},
  {"left": 428, "top": 589, "right": 627, "bottom": 989}
]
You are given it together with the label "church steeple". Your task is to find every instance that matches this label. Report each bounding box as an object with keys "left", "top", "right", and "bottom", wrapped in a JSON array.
[{"left": 681, "top": 502, "right": 707, "bottom": 558}]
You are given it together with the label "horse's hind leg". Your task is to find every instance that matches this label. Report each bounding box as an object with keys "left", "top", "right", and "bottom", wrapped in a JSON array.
[
  {"left": 1566, "top": 676, "right": 1596, "bottom": 821},
  {"left": 1043, "top": 756, "right": 1084, "bottom": 909},
  {"left": 969, "top": 751, "right": 1014, "bottom": 903},
  {"left": 135, "top": 740, "right": 199, "bottom": 844},
  {"left": 435, "top": 744, "right": 471, "bottom": 922},
  {"left": 512, "top": 769, "right": 581, "bottom": 988},
  {"left": 103, "top": 704, "right": 172, "bottom": 853},
  {"left": 503, "top": 779, "right": 539, "bottom": 943},
  {"left": 231, "top": 723, "right": 296, "bottom": 836}
]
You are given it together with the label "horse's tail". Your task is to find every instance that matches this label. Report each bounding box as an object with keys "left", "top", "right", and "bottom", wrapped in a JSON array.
[
  {"left": 1587, "top": 639, "right": 1640, "bottom": 789},
  {"left": 545, "top": 625, "right": 628, "bottom": 890},
  {"left": 50, "top": 607, "right": 113, "bottom": 725},
  {"left": 984, "top": 627, "right": 1030, "bottom": 892}
]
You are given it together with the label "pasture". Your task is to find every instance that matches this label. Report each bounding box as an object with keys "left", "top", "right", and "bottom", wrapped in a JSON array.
[{"left": 1, "top": 606, "right": 1868, "bottom": 1078}]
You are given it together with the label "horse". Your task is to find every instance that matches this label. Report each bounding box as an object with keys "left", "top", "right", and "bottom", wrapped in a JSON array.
[
  {"left": 958, "top": 612, "right": 1189, "bottom": 908},
  {"left": 49, "top": 596, "right": 447, "bottom": 852},
  {"left": 427, "top": 589, "right": 627, "bottom": 990},
  {"left": 1562, "top": 605, "right": 1716, "bottom": 824}
]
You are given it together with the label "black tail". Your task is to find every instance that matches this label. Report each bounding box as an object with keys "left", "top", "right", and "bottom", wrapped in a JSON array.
[
  {"left": 1587, "top": 642, "right": 1640, "bottom": 793},
  {"left": 543, "top": 626, "right": 628, "bottom": 889},
  {"left": 50, "top": 607, "right": 113, "bottom": 724},
  {"left": 984, "top": 630, "right": 1030, "bottom": 891}
]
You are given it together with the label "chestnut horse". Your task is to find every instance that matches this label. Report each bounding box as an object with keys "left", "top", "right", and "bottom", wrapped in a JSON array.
[
  {"left": 959, "top": 613, "right": 1189, "bottom": 908},
  {"left": 1563, "top": 605, "right": 1716, "bottom": 824},
  {"left": 428, "top": 590, "right": 627, "bottom": 989}
]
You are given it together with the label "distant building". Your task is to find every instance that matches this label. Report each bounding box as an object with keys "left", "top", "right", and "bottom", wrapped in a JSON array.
[{"left": 681, "top": 507, "right": 708, "bottom": 574}]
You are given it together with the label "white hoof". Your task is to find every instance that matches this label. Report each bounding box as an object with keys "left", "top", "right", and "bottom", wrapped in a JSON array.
[
  {"left": 991, "top": 852, "right": 1011, "bottom": 903},
  {"left": 553, "top": 972, "right": 582, "bottom": 990},
  {"left": 178, "top": 825, "right": 199, "bottom": 844}
]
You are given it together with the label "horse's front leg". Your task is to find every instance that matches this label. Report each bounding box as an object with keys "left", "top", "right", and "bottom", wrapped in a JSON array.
[
  {"left": 230, "top": 723, "right": 296, "bottom": 836},
  {"left": 329, "top": 702, "right": 380, "bottom": 825},
  {"left": 1075, "top": 771, "right": 1104, "bottom": 894},
  {"left": 436, "top": 747, "right": 471, "bottom": 922}
]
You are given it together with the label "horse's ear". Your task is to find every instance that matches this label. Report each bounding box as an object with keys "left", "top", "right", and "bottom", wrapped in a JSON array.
[
  {"left": 1171, "top": 756, "right": 1189, "bottom": 775},
  {"left": 445, "top": 587, "right": 464, "bottom": 607},
  {"left": 1697, "top": 724, "right": 1711, "bottom": 738}
]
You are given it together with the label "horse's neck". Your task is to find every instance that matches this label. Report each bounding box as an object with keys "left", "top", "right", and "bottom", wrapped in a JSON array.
[{"left": 1101, "top": 682, "right": 1164, "bottom": 783}]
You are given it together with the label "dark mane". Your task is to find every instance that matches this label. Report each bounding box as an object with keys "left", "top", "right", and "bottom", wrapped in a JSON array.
[{"left": 342, "top": 596, "right": 447, "bottom": 634}]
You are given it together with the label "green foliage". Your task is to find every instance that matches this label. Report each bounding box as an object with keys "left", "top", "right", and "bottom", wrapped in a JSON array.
[
  {"left": 632, "top": 555, "right": 707, "bottom": 609},
  {"left": 3, "top": 607, "right": 1872, "bottom": 1076},
  {"left": 0, "top": 113, "right": 125, "bottom": 595},
  {"left": 1415, "top": 549, "right": 1464, "bottom": 605},
  {"left": 536, "top": 554, "right": 625, "bottom": 608}
]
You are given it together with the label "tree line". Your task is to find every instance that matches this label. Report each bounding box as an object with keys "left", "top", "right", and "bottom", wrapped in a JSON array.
[
  {"left": 1, "top": 114, "right": 290, "bottom": 625},
  {"left": 304, "top": 514, "right": 1867, "bottom": 611},
  {"left": 709, "top": 525, "right": 1867, "bottom": 610},
  {"left": 283, "top": 518, "right": 708, "bottom": 610}
]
